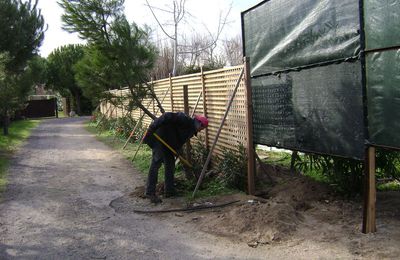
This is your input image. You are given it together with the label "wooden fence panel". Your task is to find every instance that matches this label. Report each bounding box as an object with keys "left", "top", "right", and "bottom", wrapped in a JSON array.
[{"left": 101, "top": 65, "right": 247, "bottom": 155}]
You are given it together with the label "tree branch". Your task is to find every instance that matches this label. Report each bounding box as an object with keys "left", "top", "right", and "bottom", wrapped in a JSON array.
[{"left": 145, "top": 0, "right": 175, "bottom": 40}]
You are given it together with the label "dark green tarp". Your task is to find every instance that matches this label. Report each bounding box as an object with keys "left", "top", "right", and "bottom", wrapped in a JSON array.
[
  {"left": 253, "top": 61, "right": 365, "bottom": 159},
  {"left": 364, "top": 0, "right": 400, "bottom": 50},
  {"left": 364, "top": 0, "right": 400, "bottom": 149},
  {"left": 367, "top": 49, "right": 400, "bottom": 147},
  {"left": 243, "top": 0, "right": 361, "bottom": 77},
  {"left": 243, "top": 0, "right": 365, "bottom": 159}
]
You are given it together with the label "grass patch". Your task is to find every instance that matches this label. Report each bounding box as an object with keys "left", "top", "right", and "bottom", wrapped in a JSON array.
[
  {"left": 0, "top": 119, "right": 40, "bottom": 194},
  {"left": 86, "top": 121, "right": 239, "bottom": 200},
  {"left": 257, "top": 149, "right": 292, "bottom": 168},
  {"left": 0, "top": 120, "right": 40, "bottom": 151},
  {"left": 378, "top": 180, "right": 400, "bottom": 191},
  {"left": 258, "top": 149, "right": 340, "bottom": 184}
]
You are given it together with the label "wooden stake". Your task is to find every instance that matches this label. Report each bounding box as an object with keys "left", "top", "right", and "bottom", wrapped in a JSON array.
[
  {"left": 192, "top": 67, "right": 245, "bottom": 198},
  {"left": 96, "top": 103, "right": 113, "bottom": 128},
  {"left": 244, "top": 57, "right": 255, "bottom": 195},
  {"left": 200, "top": 67, "right": 209, "bottom": 148},
  {"left": 183, "top": 85, "right": 189, "bottom": 115},
  {"left": 191, "top": 91, "right": 202, "bottom": 117},
  {"left": 93, "top": 103, "right": 100, "bottom": 114},
  {"left": 122, "top": 99, "right": 154, "bottom": 150},
  {"left": 183, "top": 85, "right": 192, "bottom": 178},
  {"left": 132, "top": 134, "right": 145, "bottom": 162},
  {"left": 362, "top": 146, "right": 377, "bottom": 233}
]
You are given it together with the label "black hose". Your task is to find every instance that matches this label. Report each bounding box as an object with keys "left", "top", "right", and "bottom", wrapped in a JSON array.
[{"left": 133, "top": 200, "right": 240, "bottom": 214}]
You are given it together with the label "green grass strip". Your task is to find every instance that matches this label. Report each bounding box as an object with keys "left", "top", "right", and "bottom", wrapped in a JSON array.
[{"left": 0, "top": 119, "right": 40, "bottom": 194}]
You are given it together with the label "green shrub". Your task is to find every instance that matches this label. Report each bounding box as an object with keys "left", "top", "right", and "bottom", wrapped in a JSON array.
[
  {"left": 294, "top": 148, "right": 400, "bottom": 196},
  {"left": 113, "top": 116, "right": 144, "bottom": 140},
  {"left": 90, "top": 112, "right": 145, "bottom": 142},
  {"left": 375, "top": 149, "right": 400, "bottom": 181},
  {"left": 190, "top": 139, "right": 209, "bottom": 179},
  {"left": 215, "top": 144, "right": 247, "bottom": 191}
]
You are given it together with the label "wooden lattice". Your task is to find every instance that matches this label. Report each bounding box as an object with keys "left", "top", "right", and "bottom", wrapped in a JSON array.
[{"left": 100, "top": 65, "right": 247, "bottom": 155}]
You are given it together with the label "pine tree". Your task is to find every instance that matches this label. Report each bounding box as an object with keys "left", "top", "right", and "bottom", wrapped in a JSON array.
[
  {"left": 59, "top": 0, "right": 160, "bottom": 119},
  {"left": 0, "top": 0, "right": 45, "bottom": 135}
]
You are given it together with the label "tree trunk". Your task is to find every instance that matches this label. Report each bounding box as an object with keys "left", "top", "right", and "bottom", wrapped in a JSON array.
[
  {"left": 75, "top": 92, "right": 82, "bottom": 115},
  {"left": 3, "top": 110, "right": 9, "bottom": 136},
  {"left": 137, "top": 102, "right": 157, "bottom": 121},
  {"left": 172, "top": 23, "right": 178, "bottom": 76}
]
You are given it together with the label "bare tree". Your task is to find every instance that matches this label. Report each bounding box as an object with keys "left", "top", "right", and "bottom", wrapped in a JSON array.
[
  {"left": 223, "top": 34, "right": 243, "bottom": 66},
  {"left": 150, "top": 40, "right": 174, "bottom": 80},
  {"left": 145, "top": 0, "right": 231, "bottom": 76},
  {"left": 180, "top": 33, "right": 226, "bottom": 71}
]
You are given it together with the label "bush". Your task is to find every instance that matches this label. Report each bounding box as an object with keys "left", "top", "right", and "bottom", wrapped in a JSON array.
[
  {"left": 294, "top": 148, "right": 400, "bottom": 196},
  {"left": 190, "top": 139, "right": 209, "bottom": 179},
  {"left": 113, "top": 116, "right": 145, "bottom": 140},
  {"left": 90, "top": 112, "right": 145, "bottom": 142},
  {"left": 215, "top": 144, "right": 247, "bottom": 191}
]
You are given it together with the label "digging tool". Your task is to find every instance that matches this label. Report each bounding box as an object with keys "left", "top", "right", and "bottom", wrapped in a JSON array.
[{"left": 152, "top": 132, "right": 193, "bottom": 168}]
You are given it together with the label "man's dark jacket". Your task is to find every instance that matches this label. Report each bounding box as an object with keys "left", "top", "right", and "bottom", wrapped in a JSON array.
[{"left": 144, "top": 112, "right": 197, "bottom": 150}]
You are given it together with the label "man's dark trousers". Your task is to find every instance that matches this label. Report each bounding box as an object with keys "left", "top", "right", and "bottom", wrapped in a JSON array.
[{"left": 146, "top": 142, "right": 175, "bottom": 196}]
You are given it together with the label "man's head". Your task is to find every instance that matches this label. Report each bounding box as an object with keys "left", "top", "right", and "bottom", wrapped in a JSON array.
[{"left": 194, "top": 115, "right": 208, "bottom": 131}]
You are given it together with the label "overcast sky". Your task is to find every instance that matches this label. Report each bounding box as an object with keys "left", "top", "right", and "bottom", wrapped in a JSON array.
[{"left": 37, "top": 0, "right": 260, "bottom": 57}]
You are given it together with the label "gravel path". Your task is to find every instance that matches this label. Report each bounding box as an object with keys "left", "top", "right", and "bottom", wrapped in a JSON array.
[{"left": 0, "top": 117, "right": 266, "bottom": 260}]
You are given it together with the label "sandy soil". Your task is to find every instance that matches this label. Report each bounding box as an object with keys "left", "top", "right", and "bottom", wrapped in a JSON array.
[
  {"left": 126, "top": 165, "right": 400, "bottom": 259},
  {"left": 1, "top": 117, "right": 399, "bottom": 259}
]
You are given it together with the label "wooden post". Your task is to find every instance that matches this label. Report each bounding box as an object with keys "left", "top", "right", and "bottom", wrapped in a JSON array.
[
  {"left": 169, "top": 73, "right": 174, "bottom": 112},
  {"left": 244, "top": 57, "right": 255, "bottom": 195},
  {"left": 200, "top": 67, "right": 209, "bottom": 148},
  {"left": 183, "top": 85, "right": 189, "bottom": 115},
  {"left": 290, "top": 151, "right": 298, "bottom": 172},
  {"left": 122, "top": 99, "right": 154, "bottom": 150},
  {"left": 362, "top": 146, "right": 377, "bottom": 233},
  {"left": 183, "top": 85, "right": 192, "bottom": 174}
]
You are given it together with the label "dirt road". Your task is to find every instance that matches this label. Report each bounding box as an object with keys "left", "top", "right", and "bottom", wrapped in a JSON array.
[
  {"left": 0, "top": 118, "right": 267, "bottom": 259},
  {"left": 2, "top": 118, "right": 400, "bottom": 259}
]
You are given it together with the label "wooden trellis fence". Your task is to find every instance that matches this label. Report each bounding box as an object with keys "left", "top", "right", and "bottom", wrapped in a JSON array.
[{"left": 100, "top": 65, "right": 248, "bottom": 156}]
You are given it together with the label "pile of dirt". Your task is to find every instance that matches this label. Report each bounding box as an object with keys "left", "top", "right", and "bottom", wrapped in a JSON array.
[
  {"left": 198, "top": 198, "right": 302, "bottom": 244},
  {"left": 125, "top": 162, "right": 336, "bottom": 244},
  {"left": 126, "top": 161, "right": 400, "bottom": 253},
  {"left": 196, "top": 164, "right": 333, "bottom": 244}
]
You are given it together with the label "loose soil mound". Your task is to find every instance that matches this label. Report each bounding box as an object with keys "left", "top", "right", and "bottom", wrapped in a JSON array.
[
  {"left": 196, "top": 163, "right": 333, "bottom": 244},
  {"left": 125, "top": 161, "right": 400, "bottom": 257}
]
